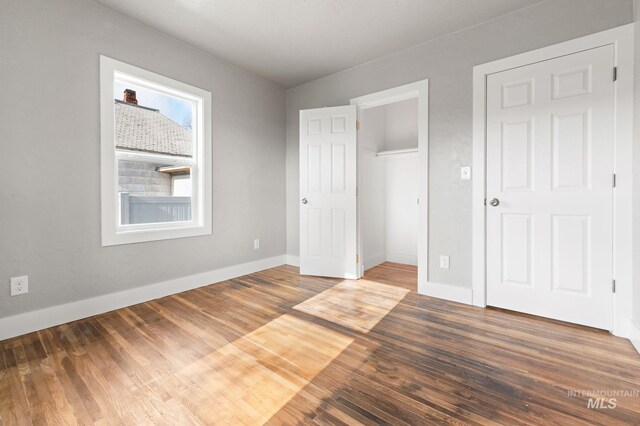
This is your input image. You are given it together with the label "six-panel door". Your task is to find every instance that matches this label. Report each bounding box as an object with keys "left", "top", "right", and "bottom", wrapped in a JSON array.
[
  {"left": 486, "top": 45, "right": 615, "bottom": 330},
  {"left": 299, "top": 105, "right": 358, "bottom": 279}
]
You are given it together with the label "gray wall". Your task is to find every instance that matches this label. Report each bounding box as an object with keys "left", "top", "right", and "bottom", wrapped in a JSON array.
[
  {"left": 0, "top": 0, "right": 286, "bottom": 318},
  {"left": 360, "top": 106, "right": 386, "bottom": 152},
  {"left": 360, "top": 99, "right": 419, "bottom": 152},
  {"left": 285, "top": 0, "right": 633, "bottom": 287},
  {"left": 382, "top": 98, "right": 419, "bottom": 152}
]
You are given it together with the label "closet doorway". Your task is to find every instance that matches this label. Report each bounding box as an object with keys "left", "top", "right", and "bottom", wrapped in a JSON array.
[{"left": 351, "top": 80, "right": 428, "bottom": 292}]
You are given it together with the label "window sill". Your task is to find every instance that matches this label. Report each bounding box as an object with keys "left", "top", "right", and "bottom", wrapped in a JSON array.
[{"left": 101, "top": 223, "right": 212, "bottom": 246}]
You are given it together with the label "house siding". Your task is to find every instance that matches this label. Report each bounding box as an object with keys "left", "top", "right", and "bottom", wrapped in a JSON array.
[{"left": 118, "top": 160, "right": 172, "bottom": 196}]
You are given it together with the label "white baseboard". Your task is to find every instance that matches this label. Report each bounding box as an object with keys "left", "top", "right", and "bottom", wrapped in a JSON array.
[
  {"left": 628, "top": 319, "right": 640, "bottom": 356},
  {"left": 0, "top": 255, "right": 286, "bottom": 342},
  {"left": 364, "top": 252, "right": 386, "bottom": 270},
  {"left": 419, "top": 281, "right": 473, "bottom": 305},
  {"left": 386, "top": 252, "right": 417, "bottom": 266},
  {"left": 286, "top": 255, "right": 300, "bottom": 267}
]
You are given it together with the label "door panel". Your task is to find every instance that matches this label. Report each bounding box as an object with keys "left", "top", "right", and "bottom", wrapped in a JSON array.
[
  {"left": 551, "top": 215, "right": 590, "bottom": 294},
  {"left": 307, "top": 208, "right": 322, "bottom": 258},
  {"left": 501, "top": 214, "right": 532, "bottom": 287},
  {"left": 486, "top": 45, "right": 614, "bottom": 330},
  {"left": 307, "top": 144, "right": 322, "bottom": 192},
  {"left": 300, "top": 106, "right": 358, "bottom": 279},
  {"left": 501, "top": 119, "right": 533, "bottom": 191},
  {"left": 552, "top": 111, "right": 591, "bottom": 190}
]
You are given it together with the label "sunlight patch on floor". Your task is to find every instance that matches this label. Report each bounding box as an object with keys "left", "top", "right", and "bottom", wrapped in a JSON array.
[
  {"left": 161, "top": 278, "right": 408, "bottom": 424},
  {"left": 294, "top": 279, "right": 409, "bottom": 333},
  {"left": 165, "top": 313, "right": 353, "bottom": 425}
]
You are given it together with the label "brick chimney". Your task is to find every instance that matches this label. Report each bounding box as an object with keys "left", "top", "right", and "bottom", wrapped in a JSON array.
[{"left": 123, "top": 89, "right": 138, "bottom": 105}]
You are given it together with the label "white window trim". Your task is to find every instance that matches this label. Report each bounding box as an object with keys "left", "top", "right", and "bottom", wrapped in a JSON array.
[{"left": 100, "top": 55, "right": 212, "bottom": 246}]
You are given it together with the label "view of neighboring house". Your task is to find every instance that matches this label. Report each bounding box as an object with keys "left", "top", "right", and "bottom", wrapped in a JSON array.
[{"left": 115, "top": 89, "right": 193, "bottom": 224}]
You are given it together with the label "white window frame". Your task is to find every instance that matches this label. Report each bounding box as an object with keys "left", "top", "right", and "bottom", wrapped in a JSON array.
[{"left": 100, "top": 56, "right": 212, "bottom": 246}]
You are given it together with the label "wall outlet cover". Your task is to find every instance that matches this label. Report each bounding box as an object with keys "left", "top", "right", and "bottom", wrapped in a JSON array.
[
  {"left": 439, "top": 255, "right": 450, "bottom": 269},
  {"left": 254, "top": 239, "right": 260, "bottom": 250},
  {"left": 10, "top": 275, "right": 29, "bottom": 296}
]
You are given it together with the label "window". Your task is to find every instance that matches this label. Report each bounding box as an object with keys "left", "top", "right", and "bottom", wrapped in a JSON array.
[{"left": 100, "top": 56, "right": 212, "bottom": 245}]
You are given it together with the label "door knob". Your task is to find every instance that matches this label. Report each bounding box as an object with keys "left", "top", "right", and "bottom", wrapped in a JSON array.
[
  {"left": 489, "top": 198, "right": 500, "bottom": 207},
  {"left": 301, "top": 198, "right": 308, "bottom": 205}
]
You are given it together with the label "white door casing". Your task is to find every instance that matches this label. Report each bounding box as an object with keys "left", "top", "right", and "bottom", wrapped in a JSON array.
[
  {"left": 350, "top": 80, "right": 429, "bottom": 289},
  {"left": 486, "top": 46, "right": 615, "bottom": 330},
  {"left": 299, "top": 106, "right": 358, "bottom": 279}
]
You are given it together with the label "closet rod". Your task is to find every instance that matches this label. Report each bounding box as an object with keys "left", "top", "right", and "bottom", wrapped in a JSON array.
[{"left": 376, "top": 148, "right": 418, "bottom": 157}]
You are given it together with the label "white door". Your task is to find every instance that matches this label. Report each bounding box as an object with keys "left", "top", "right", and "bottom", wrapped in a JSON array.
[
  {"left": 486, "top": 45, "right": 615, "bottom": 330},
  {"left": 300, "top": 105, "right": 358, "bottom": 279}
]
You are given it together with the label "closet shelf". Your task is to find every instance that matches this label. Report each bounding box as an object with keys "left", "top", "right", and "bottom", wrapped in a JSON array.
[{"left": 376, "top": 148, "right": 418, "bottom": 157}]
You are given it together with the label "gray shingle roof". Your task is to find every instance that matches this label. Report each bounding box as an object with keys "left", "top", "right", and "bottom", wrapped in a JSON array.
[{"left": 114, "top": 100, "right": 193, "bottom": 157}]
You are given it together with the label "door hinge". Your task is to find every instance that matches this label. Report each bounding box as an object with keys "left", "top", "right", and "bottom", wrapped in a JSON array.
[
  {"left": 612, "top": 173, "right": 617, "bottom": 188},
  {"left": 356, "top": 120, "right": 360, "bottom": 130},
  {"left": 356, "top": 254, "right": 359, "bottom": 263},
  {"left": 613, "top": 67, "right": 617, "bottom": 82},
  {"left": 612, "top": 279, "right": 616, "bottom": 293},
  {"left": 484, "top": 198, "right": 487, "bottom": 206}
]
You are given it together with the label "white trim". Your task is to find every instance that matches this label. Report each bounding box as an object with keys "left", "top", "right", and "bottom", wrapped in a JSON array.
[
  {"left": 472, "top": 24, "right": 634, "bottom": 337},
  {"left": 419, "top": 281, "right": 473, "bottom": 305},
  {"left": 628, "top": 319, "right": 640, "bottom": 356},
  {"left": 0, "top": 256, "right": 286, "bottom": 342},
  {"left": 385, "top": 252, "right": 417, "bottom": 266},
  {"left": 286, "top": 255, "right": 300, "bottom": 267},
  {"left": 351, "top": 80, "right": 429, "bottom": 292},
  {"left": 100, "top": 55, "right": 213, "bottom": 246},
  {"left": 364, "top": 252, "right": 387, "bottom": 270},
  {"left": 351, "top": 89, "right": 420, "bottom": 109}
]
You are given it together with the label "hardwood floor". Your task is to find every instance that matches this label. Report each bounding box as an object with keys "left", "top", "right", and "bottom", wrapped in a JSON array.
[
  {"left": 1, "top": 263, "right": 640, "bottom": 425},
  {"left": 364, "top": 262, "right": 417, "bottom": 291}
]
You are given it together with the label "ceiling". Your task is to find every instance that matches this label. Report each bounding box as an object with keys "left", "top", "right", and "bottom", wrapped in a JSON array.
[{"left": 93, "top": 0, "right": 541, "bottom": 88}]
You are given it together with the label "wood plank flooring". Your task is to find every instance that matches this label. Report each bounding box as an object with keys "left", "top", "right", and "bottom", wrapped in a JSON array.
[
  {"left": 364, "top": 262, "right": 417, "bottom": 291},
  {"left": 1, "top": 262, "right": 640, "bottom": 425}
]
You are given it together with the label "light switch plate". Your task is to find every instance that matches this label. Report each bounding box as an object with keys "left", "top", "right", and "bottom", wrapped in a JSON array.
[
  {"left": 461, "top": 166, "right": 472, "bottom": 181},
  {"left": 254, "top": 239, "right": 260, "bottom": 250}
]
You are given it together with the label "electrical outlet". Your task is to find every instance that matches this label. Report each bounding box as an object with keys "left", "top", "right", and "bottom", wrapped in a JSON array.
[
  {"left": 254, "top": 239, "right": 260, "bottom": 250},
  {"left": 10, "top": 275, "right": 28, "bottom": 296},
  {"left": 439, "top": 255, "right": 450, "bottom": 269},
  {"left": 461, "top": 166, "right": 472, "bottom": 181}
]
